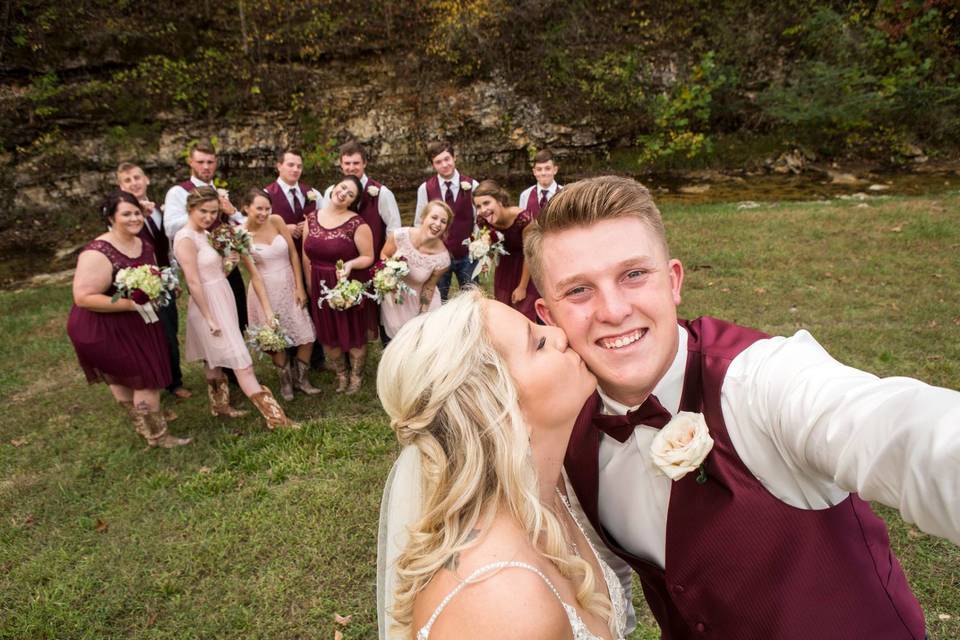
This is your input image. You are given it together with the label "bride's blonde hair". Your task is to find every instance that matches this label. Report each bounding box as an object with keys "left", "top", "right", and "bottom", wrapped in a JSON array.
[{"left": 377, "top": 289, "right": 612, "bottom": 636}]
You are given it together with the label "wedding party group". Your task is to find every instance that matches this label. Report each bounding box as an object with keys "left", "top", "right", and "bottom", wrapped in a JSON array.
[
  {"left": 63, "top": 134, "right": 959, "bottom": 639},
  {"left": 66, "top": 139, "right": 560, "bottom": 446}
]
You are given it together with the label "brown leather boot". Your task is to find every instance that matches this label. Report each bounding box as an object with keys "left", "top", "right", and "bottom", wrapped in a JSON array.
[
  {"left": 207, "top": 377, "right": 249, "bottom": 418},
  {"left": 249, "top": 387, "right": 300, "bottom": 430},
  {"left": 330, "top": 357, "right": 348, "bottom": 393},
  {"left": 120, "top": 400, "right": 150, "bottom": 440},
  {"left": 140, "top": 409, "right": 192, "bottom": 448},
  {"left": 293, "top": 358, "right": 322, "bottom": 396},
  {"left": 276, "top": 360, "right": 295, "bottom": 401},
  {"left": 346, "top": 351, "right": 365, "bottom": 395}
]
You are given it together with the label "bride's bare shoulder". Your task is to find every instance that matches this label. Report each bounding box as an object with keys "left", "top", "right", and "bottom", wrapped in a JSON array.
[{"left": 412, "top": 512, "right": 571, "bottom": 639}]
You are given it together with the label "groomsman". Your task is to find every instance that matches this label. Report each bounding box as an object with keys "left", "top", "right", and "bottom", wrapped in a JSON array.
[
  {"left": 264, "top": 148, "right": 315, "bottom": 255},
  {"left": 517, "top": 149, "right": 561, "bottom": 217},
  {"left": 414, "top": 141, "right": 479, "bottom": 300},
  {"left": 163, "top": 140, "right": 248, "bottom": 335},
  {"left": 323, "top": 141, "right": 401, "bottom": 260},
  {"left": 116, "top": 162, "right": 191, "bottom": 399}
]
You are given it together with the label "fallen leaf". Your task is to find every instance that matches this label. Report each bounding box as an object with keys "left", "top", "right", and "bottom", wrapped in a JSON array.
[
  {"left": 753, "top": 287, "right": 766, "bottom": 295},
  {"left": 720, "top": 287, "right": 731, "bottom": 293},
  {"left": 334, "top": 613, "right": 352, "bottom": 626},
  {"left": 889, "top": 223, "right": 903, "bottom": 232},
  {"left": 928, "top": 320, "right": 938, "bottom": 328},
  {"left": 10, "top": 438, "right": 28, "bottom": 447},
  {"left": 334, "top": 631, "right": 343, "bottom": 640},
  {"left": 952, "top": 316, "right": 960, "bottom": 326},
  {"left": 198, "top": 466, "right": 211, "bottom": 474},
  {"left": 938, "top": 613, "right": 952, "bottom": 621},
  {"left": 907, "top": 528, "right": 922, "bottom": 539},
  {"left": 146, "top": 610, "right": 159, "bottom": 627},
  {"left": 95, "top": 519, "right": 109, "bottom": 533},
  {"left": 23, "top": 515, "right": 35, "bottom": 527}
]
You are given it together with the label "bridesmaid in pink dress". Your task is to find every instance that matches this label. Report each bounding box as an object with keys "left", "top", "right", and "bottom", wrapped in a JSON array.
[
  {"left": 474, "top": 180, "right": 540, "bottom": 321},
  {"left": 379, "top": 200, "right": 451, "bottom": 340},
  {"left": 67, "top": 191, "right": 191, "bottom": 448},
  {"left": 173, "top": 187, "right": 297, "bottom": 430},
  {"left": 241, "top": 187, "right": 320, "bottom": 401},
  {"left": 302, "top": 175, "right": 374, "bottom": 394}
]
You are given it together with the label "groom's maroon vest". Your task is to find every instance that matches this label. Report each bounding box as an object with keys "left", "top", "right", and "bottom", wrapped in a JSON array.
[
  {"left": 564, "top": 317, "right": 925, "bottom": 640},
  {"left": 425, "top": 174, "right": 474, "bottom": 259},
  {"left": 357, "top": 177, "right": 387, "bottom": 259}
]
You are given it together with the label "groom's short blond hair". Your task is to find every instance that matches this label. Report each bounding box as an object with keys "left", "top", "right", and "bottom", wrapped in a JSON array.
[{"left": 525, "top": 175, "right": 670, "bottom": 291}]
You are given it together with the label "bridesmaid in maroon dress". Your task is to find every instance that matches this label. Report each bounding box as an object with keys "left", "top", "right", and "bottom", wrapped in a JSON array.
[
  {"left": 302, "top": 175, "right": 374, "bottom": 394},
  {"left": 474, "top": 180, "right": 540, "bottom": 321},
  {"left": 66, "top": 191, "right": 191, "bottom": 448}
]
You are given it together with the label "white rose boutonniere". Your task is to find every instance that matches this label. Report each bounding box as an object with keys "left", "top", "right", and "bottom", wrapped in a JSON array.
[
  {"left": 367, "top": 185, "right": 380, "bottom": 197},
  {"left": 650, "top": 412, "right": 713, "bottom": 483},
  {"left": 460, "top": 180, "right": 472, "bottom": 191},
  {"left": 306, "top": 189, "right": 321, "bottom": 203}
]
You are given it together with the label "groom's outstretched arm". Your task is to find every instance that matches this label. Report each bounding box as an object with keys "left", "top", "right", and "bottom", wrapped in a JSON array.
[{"left": 723, "top": 330, "right": 960, "bottom": 545}]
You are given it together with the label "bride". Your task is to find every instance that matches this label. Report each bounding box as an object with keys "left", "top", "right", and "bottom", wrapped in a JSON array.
[{"left": 377, "top": 289, "right": 628, "bottom": 639}]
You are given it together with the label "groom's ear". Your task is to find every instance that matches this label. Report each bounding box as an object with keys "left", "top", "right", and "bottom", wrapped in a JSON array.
[{"left": 535, "top": 298, "right": 555, "bottom": 325}]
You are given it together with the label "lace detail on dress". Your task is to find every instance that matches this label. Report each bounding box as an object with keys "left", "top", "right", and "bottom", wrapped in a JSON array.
[
  {"left": 417, "top": 558, "right": 624, "bottom": 640},
  {"left": 394, "top": 228, "right": 450, "bottom": 272},
  {"left": 306, "top": 213, "right": 364, "bottom": 243},
  {"left": 557, "top": 490, "right": 629, "bottom": 639}
]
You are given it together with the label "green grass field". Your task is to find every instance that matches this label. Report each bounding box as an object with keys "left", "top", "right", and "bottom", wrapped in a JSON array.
[{"left": 2, "top": 192, "right": 958, "bottom": 639}]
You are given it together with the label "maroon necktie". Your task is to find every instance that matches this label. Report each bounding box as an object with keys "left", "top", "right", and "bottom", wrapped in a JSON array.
[
  {"left": 593, "top": 394, "right": 672, "bottom": 443},
  {"left": 291, "top": 188, "right": 303, "bottom": 218},
  {"left": 539, "top": 189, "right": 549, "bottom": 209},
  {"left": 144, "top": 215, "right": 170, "bottom": 267},
  {"left": 444, "top": 180, "right": 455, "bottom": 206}
]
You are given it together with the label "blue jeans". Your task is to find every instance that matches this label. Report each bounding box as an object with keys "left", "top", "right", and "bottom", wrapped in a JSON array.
[{"left": 438, "top": 255, "right": 477, "bottom": 301}]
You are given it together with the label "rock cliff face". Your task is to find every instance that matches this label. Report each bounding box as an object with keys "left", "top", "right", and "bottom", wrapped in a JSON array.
[{"left": 3, "top": 70, "right": 609, "bottom": 252}]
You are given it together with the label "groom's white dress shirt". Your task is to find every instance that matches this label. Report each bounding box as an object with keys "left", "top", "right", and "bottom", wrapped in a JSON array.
[{"left": 593, "top": 324, "right": 960, "bottom": 569}]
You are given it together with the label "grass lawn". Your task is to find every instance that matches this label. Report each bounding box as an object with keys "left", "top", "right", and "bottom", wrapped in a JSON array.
[{"left": 1, "top": 191, "right": 958, "bottom": 639}]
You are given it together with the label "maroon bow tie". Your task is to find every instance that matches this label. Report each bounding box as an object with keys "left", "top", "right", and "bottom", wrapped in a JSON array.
[{"left": 593, "top": 394, "right": 672, "bottom": 443}]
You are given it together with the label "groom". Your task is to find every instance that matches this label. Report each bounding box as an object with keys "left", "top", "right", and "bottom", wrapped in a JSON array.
[{"left": 526, "top": 176, "right": 959, "bottom": 639}]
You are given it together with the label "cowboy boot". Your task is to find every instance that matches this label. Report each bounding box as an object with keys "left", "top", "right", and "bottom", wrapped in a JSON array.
[
  {"left": 293, "top": 358, "right": 322, "bottom": 396},
  {"left": 346, "top": 351, "right": 365, "bottom": 395},
  {"left": 330, "top": 357, "right": 348, "bottom": 393},
  {"left": 140, "top": 409, "right": 192, "bottom": 448},
  {"left": 207, "top": 377, "right": 249, "bottom": 418},
  {"left": 275, "top": 360, "right": 295, "bottom": 401},
  {"left": 249, "top": 387, "right": 300, "bottom": 430},
  {"left": 120, "top": 400, "right": 151, "bottom": 441}
]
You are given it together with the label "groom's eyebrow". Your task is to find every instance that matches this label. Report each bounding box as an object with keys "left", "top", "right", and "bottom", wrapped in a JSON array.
[{"left": 553, "top": 256, "right": 654, "bottom": 294}]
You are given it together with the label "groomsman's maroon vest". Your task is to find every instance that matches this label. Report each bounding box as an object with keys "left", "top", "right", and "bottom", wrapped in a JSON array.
[
  {"left": 565, "top": 317, "right": 925, "bottom": 640},
  {"left": 263, "top": 180, "right": 317, "bottom": 227},
  {"left": 357, "top": 177, "right": 387, "bottom": 258},
  {"left": 425, "top": 174, "right": 474, "bottom": 259},
  {"left": 524, "top": 184, "right": 561, "bottom": 218}
]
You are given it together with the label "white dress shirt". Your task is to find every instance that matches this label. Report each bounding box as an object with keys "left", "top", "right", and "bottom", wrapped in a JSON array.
[
  {"left": 518, "top": 181, "right": 560, "bottom": 210},
  {"left": 595, "top": 324, "right": 960, "bottom": 571},
  {"left": 323, "top": 175, "right": 401, "bottom": 234},
  {"left": 413, "top": 170, "right": 479, "bottom": 225}
]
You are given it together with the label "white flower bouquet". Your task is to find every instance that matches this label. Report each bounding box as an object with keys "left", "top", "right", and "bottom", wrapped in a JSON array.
[
  {"left": 368, "top": 256, "right": 415, "bottom": 304},
  {"left": 245, "top": 315, "right": 293, "bottom": 356},
  {"left": 319, "top": 260, "right": 367, "bottom": 310},
  {"left": 463, "top": 225, "right": 509, "bottom": 280}
]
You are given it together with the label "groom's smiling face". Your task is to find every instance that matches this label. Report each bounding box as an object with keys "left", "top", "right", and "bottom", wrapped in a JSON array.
[{"left": 535, "top": 217, "right": 684, "bottom": 407}]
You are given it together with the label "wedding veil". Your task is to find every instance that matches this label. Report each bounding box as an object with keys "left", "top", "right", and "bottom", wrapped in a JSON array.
[{"left": 376, "top": 444, "right": 423, "bottom": 639}]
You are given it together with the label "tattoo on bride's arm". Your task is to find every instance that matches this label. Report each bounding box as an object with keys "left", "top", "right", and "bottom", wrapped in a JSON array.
[{"left": 443, "top": 529, "right": 480, "bottom": 571}]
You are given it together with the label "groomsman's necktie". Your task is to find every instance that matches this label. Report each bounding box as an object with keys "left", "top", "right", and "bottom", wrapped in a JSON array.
[
  {"left": 291, "top": 188, "right": 303, "bottom": 217},
  {"left": 444, "top": 181, "right": 455, "bottom": 206},
  {"left": 143, "top": 214, "right": 170, "bottom": 267},
  {"left": 593, "top": 394, "right": 672, "bottom": 442},
  {"left": 539, "top": 189, "right": 549, "bottom": 209}
]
